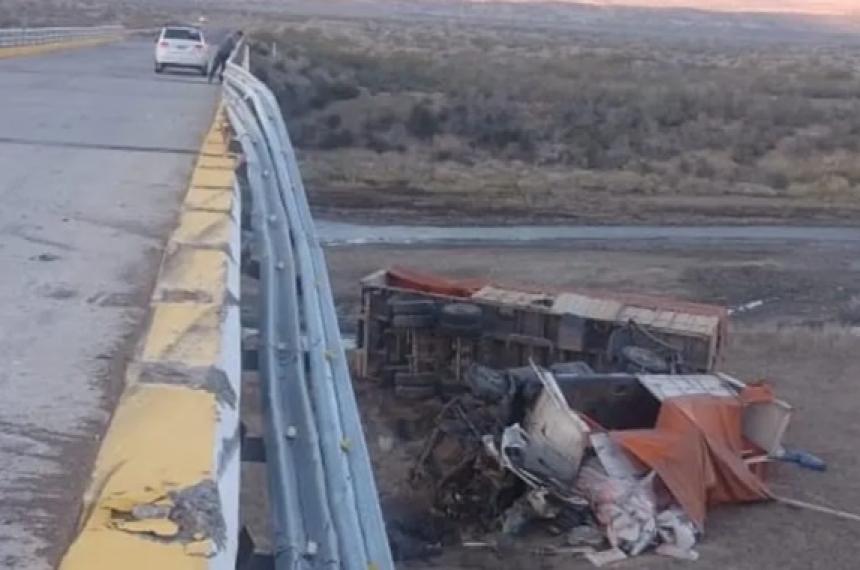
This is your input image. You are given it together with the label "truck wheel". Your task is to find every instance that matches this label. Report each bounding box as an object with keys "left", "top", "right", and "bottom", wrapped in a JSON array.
[{"left": 154, "top": 63, "right": 164, "bottom": 73}]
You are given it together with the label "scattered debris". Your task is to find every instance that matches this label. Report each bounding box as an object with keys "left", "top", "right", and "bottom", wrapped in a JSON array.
[
  {"left": 585, "top": 547, "right": 628, "bottom": 567},
  {"left": 567, "top": 524, "right": 605, "bottom": 549},
  {"left": 354, "top": 268, "right": 830, "bottom": 565},
  {"left": 775, "top": 448, "right": 827, "bottom": 471},
  {"left": 729, "top": 298, "right": 767, "bottom": 315},
  {"left": 392, "top": 358, "right": 806, "bottom": 564},
  {"left": 773, "top": 495, "right": 860, "bottom": 523}
]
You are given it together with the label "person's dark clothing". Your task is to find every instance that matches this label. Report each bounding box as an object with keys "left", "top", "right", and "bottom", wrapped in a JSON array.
[{"left": 208, "top": 35, "right": 238, "bottom": 83}]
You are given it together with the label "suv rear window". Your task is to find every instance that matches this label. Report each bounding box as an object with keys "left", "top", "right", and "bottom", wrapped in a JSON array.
[{"left": 163, "top": 28, "right": 201, "bottom": 41}]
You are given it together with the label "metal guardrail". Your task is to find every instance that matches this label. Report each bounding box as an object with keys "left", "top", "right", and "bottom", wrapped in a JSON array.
[
  {"left": 0, "top": 25, "right": 123, "bottom": 47},
  {"left": 223, "top": 51, "right": 394, "bottom": 570}
]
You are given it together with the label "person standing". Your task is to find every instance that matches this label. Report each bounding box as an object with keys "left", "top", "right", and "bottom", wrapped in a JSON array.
[{"left": 209, "top": 30, "right": 243, "bottom": 84}]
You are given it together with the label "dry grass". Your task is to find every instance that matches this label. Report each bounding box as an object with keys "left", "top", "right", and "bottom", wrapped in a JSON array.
[{"left": 252, "top": 17, "right": 860, "bottom": 224}]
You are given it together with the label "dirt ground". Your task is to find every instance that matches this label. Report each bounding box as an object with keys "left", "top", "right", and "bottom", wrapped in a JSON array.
[{"left": 323, "top": 239, "right": 860, "bottom": 569}]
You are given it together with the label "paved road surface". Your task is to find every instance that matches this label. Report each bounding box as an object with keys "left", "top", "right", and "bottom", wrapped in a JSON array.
[
  {"left": 317, "top": 220, "right": 860, "bottom": 246},
  {"left": 0, "top": 40, "right": 218, "bottom": 568}
]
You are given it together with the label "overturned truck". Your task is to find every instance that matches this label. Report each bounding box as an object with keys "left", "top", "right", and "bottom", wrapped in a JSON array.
[
  {"left": 355, "top": 266, "right": 728, "bottom": 396},
  {"left": 352, "top": 267, "right": 797, "bottom": 563}
]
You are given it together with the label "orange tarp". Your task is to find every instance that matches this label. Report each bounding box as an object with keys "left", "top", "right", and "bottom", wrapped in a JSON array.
[{"left": 612, "top": 395, "right": 771, "bottom": 529}]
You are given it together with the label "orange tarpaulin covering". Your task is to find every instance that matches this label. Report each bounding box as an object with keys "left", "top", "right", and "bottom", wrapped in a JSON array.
[{"left": 612, "top": 395, "right": 771, "bottom": 529}]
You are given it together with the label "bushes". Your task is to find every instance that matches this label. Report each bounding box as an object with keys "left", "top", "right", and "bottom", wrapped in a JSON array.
[
  {"left": 406, "top": 103, "right": 440, "bottom": 140},
  {"left": 252, "top": 21, "right": 860, "bottom": 199},
  {"left": 318, "top": 129, "right": 355, "bottom": 149}
]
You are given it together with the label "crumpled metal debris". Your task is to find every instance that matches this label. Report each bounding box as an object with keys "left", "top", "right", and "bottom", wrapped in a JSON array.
[
  {"left": 408, "top": 362, "right": 704, "bottom": 563},
  {"left": 567, "top": 524, "right": 606, "bottom": 548}
]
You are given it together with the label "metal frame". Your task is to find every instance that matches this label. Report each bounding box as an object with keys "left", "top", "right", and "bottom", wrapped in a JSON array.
[
  {"left": 224, "top": 50, "right": 394, "bottom": 570},
  {"left": 0, "top": 26, "right": 123, "bottom": 47}
]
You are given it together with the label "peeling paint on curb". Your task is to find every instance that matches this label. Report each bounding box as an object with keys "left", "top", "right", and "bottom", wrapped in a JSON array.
[{"left": 59, "top": 106, "right": 240, "bottom": 570}]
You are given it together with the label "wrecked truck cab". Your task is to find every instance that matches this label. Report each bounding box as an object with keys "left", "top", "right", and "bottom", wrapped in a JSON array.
[{"left": 355, "top": 266, "right": 728, "bottom": 395}]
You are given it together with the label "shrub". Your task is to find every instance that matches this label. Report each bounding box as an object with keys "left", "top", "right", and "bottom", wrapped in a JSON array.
[
  {"left": 318, "top": 128, "right": 355, "bottom": 150},
  {"left": 406, "top": 103, "right": 440, "bottom": 140}
]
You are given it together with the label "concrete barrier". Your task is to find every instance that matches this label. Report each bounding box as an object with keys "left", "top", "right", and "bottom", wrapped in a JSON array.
[{"left": 59, "top": 108, "right": 241, "bottom": 570}]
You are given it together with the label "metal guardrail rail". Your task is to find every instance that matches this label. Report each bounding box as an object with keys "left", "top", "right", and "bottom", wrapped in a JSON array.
[
  {"left": 223, "top": 51, "right": 394, "bottom": 570},
  {"left": 0, "top": 25, "right": 123, "bottom": 47}
]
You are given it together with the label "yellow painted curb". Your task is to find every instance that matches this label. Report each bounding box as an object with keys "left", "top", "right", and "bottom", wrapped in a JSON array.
[
  {"left": 59, "top": 105, "right": 240, "bottom": 570},
  {"left": 0, "top": 35, "right": 123, "bottom": 60},
  {"left": 141, "top": 302, "right": 225, "bottom": 366},
  {"left": 153, "top": 246, "right": 233, "bottom": 304},
  {"left": 170, "top": 210, "right": 234, "bottom": 253},
  {"left": 190, "top": 167, "right": 235, "bottom": 191},
  {"left": 184, "top": 186, "right": 236, "bottom": 213},
  {"left": 60, "top": 386, "right": 216, "bottom": 570},
  {"left": 196, "top": 154, "right": 236, "bottom": 170}
]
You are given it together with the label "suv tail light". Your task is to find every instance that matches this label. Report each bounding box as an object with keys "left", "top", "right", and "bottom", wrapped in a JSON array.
[
  {"left": 159, "top": 41, "right": 169, "bottom": 47},
  {"left": 194, "top": 44, "right": 204, "bottom": 49}
]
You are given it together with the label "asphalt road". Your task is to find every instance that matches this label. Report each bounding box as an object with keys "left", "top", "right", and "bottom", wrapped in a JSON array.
[{"left": 0, "top": 39, "right": 218, "bottom": 568}]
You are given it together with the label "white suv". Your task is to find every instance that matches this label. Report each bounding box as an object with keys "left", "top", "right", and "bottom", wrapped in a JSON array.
[{"left": 154, "top": 26, "right": 209, "bottom": 75}]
